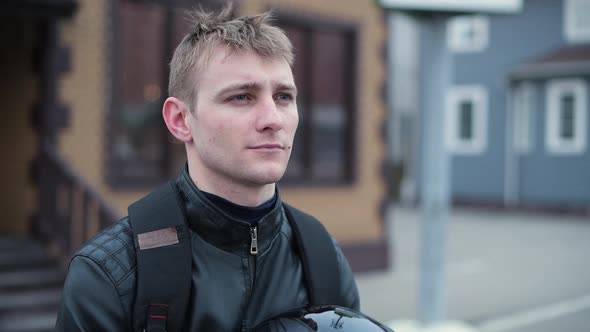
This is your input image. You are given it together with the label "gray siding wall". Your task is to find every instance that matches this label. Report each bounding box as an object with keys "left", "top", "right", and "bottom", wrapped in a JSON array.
[
  {"left": 519, "top": 78, "right": 590, "bottom": 206},
  {"left": 443, "top": 0, "right": 570, "bottom": 202}
]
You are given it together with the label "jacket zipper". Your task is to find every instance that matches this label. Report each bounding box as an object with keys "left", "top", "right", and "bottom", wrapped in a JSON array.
[
  {"left": 250, "top": 226, "right": 258, "bottom": 256},
  {"left": 241, "top": 226, "right": 258, "bottom": 332},
  {"left": 248, "top": 226, "right": 258, "bottom": 290}
]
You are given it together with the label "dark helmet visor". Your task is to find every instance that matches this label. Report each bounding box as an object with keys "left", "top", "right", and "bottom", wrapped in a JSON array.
[{"left": 250, "top": 305, "right": 394, "bottom": 332}]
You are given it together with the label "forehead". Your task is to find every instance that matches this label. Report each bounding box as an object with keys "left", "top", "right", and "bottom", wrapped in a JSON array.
[{"left": 198, "top": 46, "right": 294, "bottom": 88}]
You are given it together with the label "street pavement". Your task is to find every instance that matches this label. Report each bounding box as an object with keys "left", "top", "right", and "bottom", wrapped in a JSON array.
[{"left": 355, "top": 205, "right": 590, "bottom": 332}]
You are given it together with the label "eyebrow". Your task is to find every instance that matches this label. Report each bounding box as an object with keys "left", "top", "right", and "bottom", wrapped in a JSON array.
[
  {"left": 215, "top": 81, "right": 297, "bottom": 98},
  {"left": 275, "top": 83, "right": 298, "bottom": 95}
]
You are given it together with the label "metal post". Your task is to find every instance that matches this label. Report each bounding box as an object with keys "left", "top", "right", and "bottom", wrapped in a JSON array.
[{"left": 417, "top": 14, "right": 453, "bottom": 325}]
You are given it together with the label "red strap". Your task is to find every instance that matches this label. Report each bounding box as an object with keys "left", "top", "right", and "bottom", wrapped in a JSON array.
[{"left": 146, "top": 304, "right": 168, "bottom": 332}]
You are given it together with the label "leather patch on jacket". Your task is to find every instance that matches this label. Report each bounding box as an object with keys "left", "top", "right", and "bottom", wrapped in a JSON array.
[{"left": 137, "top": 227, "right": 179, "bottom": 250}]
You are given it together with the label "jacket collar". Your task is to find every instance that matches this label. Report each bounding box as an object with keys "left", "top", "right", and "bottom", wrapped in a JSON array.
[{"left": 175, "top": 166, "right": 285, "bottom": 256}]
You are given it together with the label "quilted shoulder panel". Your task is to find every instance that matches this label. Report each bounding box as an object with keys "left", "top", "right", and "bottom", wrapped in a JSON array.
[{"left": 75, "top": 217, "right": 136, "bottom": 287}]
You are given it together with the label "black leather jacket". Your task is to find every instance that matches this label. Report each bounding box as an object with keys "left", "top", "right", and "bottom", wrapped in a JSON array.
[{"left": 55, "top": 169, "right": 360, "bottom": 331}]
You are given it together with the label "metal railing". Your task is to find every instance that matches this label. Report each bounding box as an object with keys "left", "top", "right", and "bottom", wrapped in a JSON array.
[{"left": 32, "top": 142, "right": 122, "bottom": 259}]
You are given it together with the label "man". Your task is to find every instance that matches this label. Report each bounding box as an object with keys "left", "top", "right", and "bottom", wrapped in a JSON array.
[{"left": 55, "top": 5, "right": 359, "bottom": 332}]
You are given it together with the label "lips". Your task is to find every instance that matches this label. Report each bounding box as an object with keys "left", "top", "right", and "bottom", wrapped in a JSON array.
[{"left": 249, "top": 144, "right": 284, "bottom": 150}]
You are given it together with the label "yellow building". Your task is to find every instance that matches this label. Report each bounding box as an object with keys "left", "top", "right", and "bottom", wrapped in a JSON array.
[{"left": 2, "top": 0, "right": 388, "bottom": 272}]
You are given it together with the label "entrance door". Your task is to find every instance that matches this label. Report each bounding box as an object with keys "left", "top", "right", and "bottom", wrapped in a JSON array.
[{"left": 0, "top": 17, "right": 38, "bottom": 233}]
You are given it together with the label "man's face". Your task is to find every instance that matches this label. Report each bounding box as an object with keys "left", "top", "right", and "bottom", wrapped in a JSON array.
[{"left": 187, "top": 47, "right": 298, "bottom": 188}]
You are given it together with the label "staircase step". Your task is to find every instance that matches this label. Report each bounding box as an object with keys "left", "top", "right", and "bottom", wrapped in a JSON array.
[
  {"left": 0, "top": 236, "right": 43, "bottom": 251},
  {"left": 0, "top": 289, "right": 61, "bottom": 312},
  {"left": 0, "top": 235, "right": 64, "bottom": 331},
  {"left": 0, "top": 310, "right": 57, "bottom": 332},
  {"left": 0, "top": 250, "right": 59, "bottom": 271},
  {"left": 0, "top": 267, "right": 64, "bottom": 292}
]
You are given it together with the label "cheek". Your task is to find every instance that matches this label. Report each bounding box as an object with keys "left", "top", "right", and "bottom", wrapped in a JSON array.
[
  {"left": 287, "top": 112, "right": 299, "bottom": 134},
  {"left": 195, "top": 116, "right": 225, "bottom": 138},
  {"left": 204, "top": 121, "right": 237, "bottom": 147}
]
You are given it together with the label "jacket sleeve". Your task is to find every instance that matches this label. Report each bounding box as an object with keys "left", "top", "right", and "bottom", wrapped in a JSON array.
[
  {"left": 332, "top": 239, "right": 361, "bottom": 310},
  {"left": 55, "top": 255, "right": 128, "bottom": 332}
]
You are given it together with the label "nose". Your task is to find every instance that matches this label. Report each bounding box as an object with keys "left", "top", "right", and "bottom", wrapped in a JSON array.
[{"left": 255, "top": 97, "right": 283, "bottom": 132}]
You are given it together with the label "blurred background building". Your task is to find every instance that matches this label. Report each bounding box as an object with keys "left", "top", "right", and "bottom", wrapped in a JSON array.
[{"left": 389, "top": 0, "right": 590, "bottom": 211}]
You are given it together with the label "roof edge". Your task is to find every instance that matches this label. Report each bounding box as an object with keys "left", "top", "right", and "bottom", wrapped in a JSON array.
[
  {"left": 508, "top": 61, "right": 590, "bottom": 81},
  {"left": 377, "top": 0, "right": 523, "bottom": 14}
]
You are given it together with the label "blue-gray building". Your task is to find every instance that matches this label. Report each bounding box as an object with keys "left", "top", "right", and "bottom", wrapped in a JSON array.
[{"left": 388, "top": 0, "right": 590, "bottom": 209}]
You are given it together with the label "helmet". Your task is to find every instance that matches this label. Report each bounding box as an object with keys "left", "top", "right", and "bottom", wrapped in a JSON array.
[{"left": 250, "top": 305, "right": 394, "bottom": 332}]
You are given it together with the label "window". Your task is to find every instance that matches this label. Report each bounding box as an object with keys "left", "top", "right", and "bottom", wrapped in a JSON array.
[
  {"left": 447, "top": 15, "right": 489, "bottom": 53},
  {"left": 545, "top": 79, "right": 587, "bottom": 155},
  {"left": 564, "top": 0, "right": 590, "bottom": 42},
  {"left": 458, "top": 100, "right": 474, "bottom": 140},
  {"left": 513, "top": 82, "right": 535, "bottom": 153},
  {"left": 107, "top": 0, "right": 219, "bottom": 187},
  {"left": 445, "top": 85, "right": 488, "bottom": 154},
  {"left": 108, "top": 1, "right": 167, "bottom": 186},
  {"left": 278, "top": 15, "right": 356, "bottom": 184}
]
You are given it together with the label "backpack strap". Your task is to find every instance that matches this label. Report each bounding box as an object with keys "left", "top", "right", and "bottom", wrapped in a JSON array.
[
  {"left": 128, "top": 182, "right": 192, "bottom": 332},
  {"left": 283, "top": 203, "right": 343, "bottom": 306}
]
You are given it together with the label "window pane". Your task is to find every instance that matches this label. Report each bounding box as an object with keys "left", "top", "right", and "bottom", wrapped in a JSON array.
[
  {"left": 560, "top": 94, "right": 575, "bottom": 139},
  {"left": 567, "top": 0, "right": 590, "bottom": 40},
  {"left": 459, "top": 101, "right": 474, "bottom": 140},
  {"left": 448, "top": 15, "right": 488, "bottom": 52},
  {"left": 282, "top": 26, "right": 307, "bottom": 179},
  {"left": 113, "top": 2, "right": 166, "bottom": 181},
  {"left": 310, "top": 31, "right": 348, "bottom": 180},
  {"left": 573, "top": 1, "right": 590, "bottom": 31},
  {"left": 461, "top": 22, "right": 476, "bottom": 43}
]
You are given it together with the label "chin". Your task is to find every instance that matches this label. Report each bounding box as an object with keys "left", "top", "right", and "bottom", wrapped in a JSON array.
[
  {"left": 254, "top": 173, "right": 284, "bottom": 185},
  {"left": 244, "top": 166, "right": 286, "bottom": 185}
]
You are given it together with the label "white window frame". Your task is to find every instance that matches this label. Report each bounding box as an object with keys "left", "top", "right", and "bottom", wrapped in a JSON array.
[
  {"left": 513, "top": 82, "right": 535, "bottom": 153},
  {"left": 445, "top": 85, "right": 488, "bottom": 154},
  {"left": 545, "top": 79, "right": 588, "bottom": 155},
  {"left": 564, "top": 0, "right": 590, "bottom": 43},
  {"left": 447, "top": 15, "right": 489, "bottom": 53}
]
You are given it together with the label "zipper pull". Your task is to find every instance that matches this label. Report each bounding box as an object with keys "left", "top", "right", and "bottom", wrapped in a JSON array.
[{"left": 250, "top": 227, "right": 258, "bottom": 255}]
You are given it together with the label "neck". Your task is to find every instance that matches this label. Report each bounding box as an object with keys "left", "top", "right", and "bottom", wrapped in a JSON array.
[{"left": 187, "top": 162, "right": 276, "bottom": 207}]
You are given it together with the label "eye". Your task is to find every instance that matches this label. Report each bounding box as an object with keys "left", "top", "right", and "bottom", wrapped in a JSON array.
[
  {"left": 226, "top": 94, "right": 252, "bottom": 104},
  {"left": 275, "top": 93, "right": 294, "bottom": 102},
  {"left": 231, "top": 94, "right": 249, "bottom": 101}
]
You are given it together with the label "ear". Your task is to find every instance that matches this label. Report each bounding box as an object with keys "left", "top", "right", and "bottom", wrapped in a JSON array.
[{"left": 163, "top": 97, "right": 193, "bottom": 143}]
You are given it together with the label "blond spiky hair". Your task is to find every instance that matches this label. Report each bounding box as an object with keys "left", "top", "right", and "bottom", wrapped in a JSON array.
[{"left": 168, "top": 3, "right": 294, "bottom": 110}]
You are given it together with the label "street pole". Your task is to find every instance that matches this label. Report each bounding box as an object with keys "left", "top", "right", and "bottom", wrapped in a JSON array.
[{"left": 417, "top": 14, "right": 453, "bottom": 325}]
